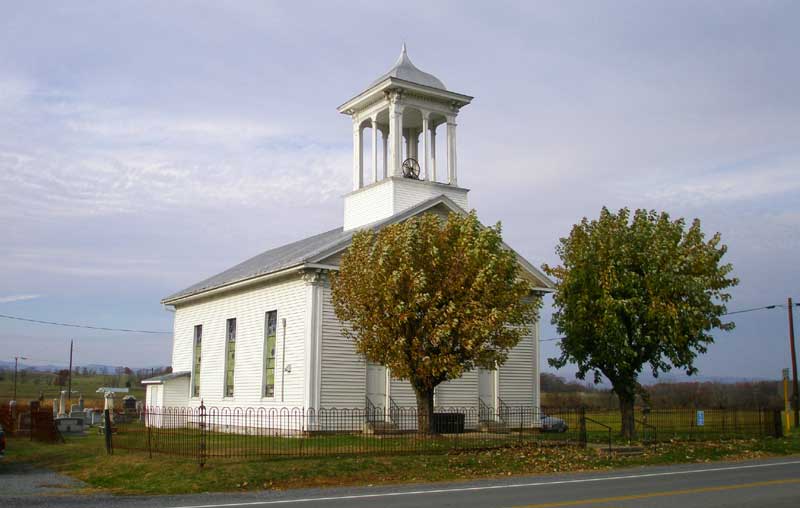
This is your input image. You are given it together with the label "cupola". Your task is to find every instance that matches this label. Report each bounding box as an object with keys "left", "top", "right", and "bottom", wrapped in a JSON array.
[{"left": 338, "top": 45, "right": 473, "bottom": 230}]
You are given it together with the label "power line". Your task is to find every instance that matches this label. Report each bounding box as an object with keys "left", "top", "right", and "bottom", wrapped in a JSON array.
[
  {"left": 4, "top": 301, "right": 795, "bottom": 339},
  {"left": 723, "top": 304, "right": 786, "bottom": 316},
  {"left": 540, "top": 302, "right": 797, "bottom": 342},
  {"left": 0, "top": 313, "right": 171, "bottom": 334}
]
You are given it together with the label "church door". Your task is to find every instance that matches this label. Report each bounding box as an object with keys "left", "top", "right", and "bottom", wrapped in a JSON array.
[
  {"left": 478, "top": 368, "right": 496, "bottom": 420},
  {"left": 366, "top": 362, "right": 387, "bottom": 420}
]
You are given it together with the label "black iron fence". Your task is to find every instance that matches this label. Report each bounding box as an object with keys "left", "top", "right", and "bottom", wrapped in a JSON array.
[
  {"left": 107, "top": 405, "right": 782, "bottom": 465},
  {"left": 111, "top": 405, "right": 581, "bottom": 464}
]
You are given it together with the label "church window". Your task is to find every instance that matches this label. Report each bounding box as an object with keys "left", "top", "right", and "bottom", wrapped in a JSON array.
[
  {"left": 263, "top": 311, "right": 278, "bottom": 397},
  {"left": 224, "top": 318, "right": 236, "bottom": 397},
  {"left": 192, "top": 325, "right": 202, "bottom": 397}
]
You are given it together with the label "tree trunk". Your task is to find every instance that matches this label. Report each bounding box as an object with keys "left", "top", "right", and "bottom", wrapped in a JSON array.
[
  {"left": 415, "top": 388, "right": 436, "bottom": 434},
  {"left": 619, "top": 392, "right": 636, "bottom": 441}
]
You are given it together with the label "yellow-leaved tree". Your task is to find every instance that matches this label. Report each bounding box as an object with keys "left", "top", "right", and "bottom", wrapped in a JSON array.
[{"left": 331, "top": 211, "right": 538, "bottom": 433}]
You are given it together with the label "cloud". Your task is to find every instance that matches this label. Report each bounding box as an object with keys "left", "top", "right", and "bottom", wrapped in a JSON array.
[{"left": 0, "top": 294, "right": 41, "bottom": 304}]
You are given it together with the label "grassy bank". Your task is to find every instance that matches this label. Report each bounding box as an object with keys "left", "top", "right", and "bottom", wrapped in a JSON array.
[{"left": 1, "top": 432, "right": 798, "bottom": 496}]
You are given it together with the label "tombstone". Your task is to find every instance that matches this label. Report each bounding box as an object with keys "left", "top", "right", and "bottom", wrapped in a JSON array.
[
  {"left": 58, "top": 390, "right": 67, "bottom": 417},
  {"left": 55, "top": 416, "right": 85, "bottom": 435},
  {"left": 52, "top": 399, "right": 59, "bottom": 418},
  {"left": 17, "top": 411, "right": 32, "bottom": 435},
  {"left": 78, "top": 394, "right": 85, "bottom": 411},
  {"left": 69, "top": 403, "right": 87, "bottom": 426},
  {"left": 84, "top": 408, "right": 101, "bottom": 426},
  {"left": 123, "top": 395, "right": 137, "bottom": 411},
  {"left": 30, "top": 400, "right": 41, "bottom": 412}
]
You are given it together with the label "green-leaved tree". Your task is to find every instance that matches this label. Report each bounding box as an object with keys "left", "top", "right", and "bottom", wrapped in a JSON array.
[
  {"left": 543, "top": 208, "right": 738, "bottom": 439},
  {"left": 332, "top": 211, "right": 538, "bottom": 433}
]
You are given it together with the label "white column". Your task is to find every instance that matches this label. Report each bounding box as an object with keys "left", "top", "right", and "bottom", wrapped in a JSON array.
[
  {"left": 405, "top": 130, "right": 412, "bottom": 160},
  {"left": 446, "top": 116, "right": 457, "bottom": 185},
  {"left": 388, "top": 98, "right": 404, "bottom": 177},
  {"left": 422, "top": 113, "right": 430, "bottom": 180},
  {"left": 381, "top": 130, "right": 388, "bottom": 179},
  {"left": 430, "top": 125, "right": 437, "bottom": 182},
  {"left": 352, "top": 119, "right": 363, "bottom": 191},
  {"left": 370, "top": 116, "right": 378, "bottom": 183},
  {"left": 303, "top": 271, "right": 323, "bottom": 428}
]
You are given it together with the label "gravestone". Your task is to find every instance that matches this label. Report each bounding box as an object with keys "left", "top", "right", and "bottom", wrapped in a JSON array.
[
  {"left": 58, "top": 390, "right": 67, "bottom": 417},
  {"left": 55, "top": 416, "right": 85, "bottom": 435}
]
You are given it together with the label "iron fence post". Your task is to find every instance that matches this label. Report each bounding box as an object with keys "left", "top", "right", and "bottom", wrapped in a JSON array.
[
  {"left": 773, "top": 409, "right": 783, "bottom": 438},
  {"left": 147, "top": 410, "right": 153, "bottom": 459},
  {"left": 103, "top": 409, "right": 113, "bottom": 455},
  {"left": 579, "top": 406, "right": 587, "bottom": 447},
  {"left": 199, "top": 401, "right": 207, "bottom": 468}
]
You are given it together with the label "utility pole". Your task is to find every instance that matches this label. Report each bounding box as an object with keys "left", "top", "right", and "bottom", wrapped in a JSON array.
[
  {"left": 13, "top": 356, "right": 27, "bottom": 402},
  {"left": 67, "top": 340, "right": 74, "bottom": 409},
  {"left": 788, "top": 297, "right": 799, "bottom": 427}
]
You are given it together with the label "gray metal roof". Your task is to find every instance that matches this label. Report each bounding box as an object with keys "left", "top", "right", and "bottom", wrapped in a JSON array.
[
  {"left": 141, "top": 371, "right": 190, "bottom": 384},
  {"left": 162, "top": 194, "right": 555, "bottom": 304},
  {"left": 162, "top": 227, "right": 349, "bottom": 303},
  {"left": 370, "top": 44, "right": 447, "bottom": 90}
]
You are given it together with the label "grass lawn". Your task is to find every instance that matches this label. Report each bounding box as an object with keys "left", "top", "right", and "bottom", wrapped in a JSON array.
[{"left": 1, "top": 432, "right": 798, "bottom": 496}]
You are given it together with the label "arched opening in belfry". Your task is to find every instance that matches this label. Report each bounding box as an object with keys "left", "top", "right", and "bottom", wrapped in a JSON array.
[{"left": 429, "top": 113, "right": 448, "bottom": 183}]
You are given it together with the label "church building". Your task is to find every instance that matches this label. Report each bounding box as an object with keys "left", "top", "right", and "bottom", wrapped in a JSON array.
[{"left": 145, "top": 46, "right": 555, "bottom": 428}]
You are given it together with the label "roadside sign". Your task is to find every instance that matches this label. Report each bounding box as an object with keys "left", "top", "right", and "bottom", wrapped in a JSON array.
[{"left": 696, "top": 410, "right": 705, "bottom": 427}]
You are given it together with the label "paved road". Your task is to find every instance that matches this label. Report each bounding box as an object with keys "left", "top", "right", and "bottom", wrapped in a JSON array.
[{"left": 2, "top": 457, "right": 799, "bottom": 508}]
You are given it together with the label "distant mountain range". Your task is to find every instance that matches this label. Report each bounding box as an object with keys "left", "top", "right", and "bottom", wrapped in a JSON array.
[{"left": 0, "top": 360, "right": 165, "bottom": 374}]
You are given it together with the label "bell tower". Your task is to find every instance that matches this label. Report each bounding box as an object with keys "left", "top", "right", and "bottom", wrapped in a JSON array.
[{"left": 338, "top": 45, "right": 473, "bottom": 230}]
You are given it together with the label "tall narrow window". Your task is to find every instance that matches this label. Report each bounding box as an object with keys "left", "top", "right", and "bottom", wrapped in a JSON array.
[
  {"left": 263, "top": 311, "right": 278, "bottom": 397},
  {"left": 192, "top": 325, "right": 202, "bottom": 397},
  {"left": 224, "top": 318, "right": 236, "bottom": 397}
]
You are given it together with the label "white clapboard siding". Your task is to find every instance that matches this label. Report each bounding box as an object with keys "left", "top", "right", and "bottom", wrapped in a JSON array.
[
  {"left": 163, "top": 377, "right": 190, "bottom": 407},
  {"left": 498, "top": 326, "right": 538, "bottom": 407},
  {"left": 343, "top": 179, "right": 394, "bottom": 230},
  {"left": 390, "top": 378, "right": 417, "bottom": 406},
  {"left": 436, "top": 371, "right": 479, "bottom": 409},
  {"left": 319, "top": 281, "right": 366, "bottom": 409},
  {"left": 343, "top": 178, "right": 469, "bottom": 230},
  {"left": 171, "top": 274, "right": 308, "bottom": 409},
  {"left": 392, "top": 178, "right": 468, "bottom": 214}
]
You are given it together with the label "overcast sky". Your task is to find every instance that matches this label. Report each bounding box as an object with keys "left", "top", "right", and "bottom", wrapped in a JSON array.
[{"left": 1, "top": 1, "right": 798, "bottom": 382}]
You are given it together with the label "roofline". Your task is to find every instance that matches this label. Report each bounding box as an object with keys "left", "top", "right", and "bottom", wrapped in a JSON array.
[
  {"left": 141, "top": 371, "right": 190, "bottom": 385},
  {"left": 162, "top": 194, "right": 555, "bottom": 304},
  {"left": 337, "top": 77, "right": 473, "bottom": 114},
  {"left": 308, "top": 194, "right": 557, "bottom": 291},
  {"left": 161, "top": 265, "right": 306, "bottom": 306}
]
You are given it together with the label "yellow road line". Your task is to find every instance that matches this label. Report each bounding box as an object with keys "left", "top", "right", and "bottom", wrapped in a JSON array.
[{"left": 512, "top": 478, "right": 800, "bottom": 508}]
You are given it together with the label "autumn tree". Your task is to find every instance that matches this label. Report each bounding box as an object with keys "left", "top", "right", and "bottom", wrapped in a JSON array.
[
  {"left": 332, "top": 211, "right": 538, "bottom": 433},
  {"left": 543, "top": 207, "right": 738, "bottom": 439}
]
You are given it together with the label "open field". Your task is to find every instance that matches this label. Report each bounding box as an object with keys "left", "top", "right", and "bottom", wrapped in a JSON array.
[
  {"left": 1, "top": 431, "right": 798, "bottom": 495},
  {"left": 0, "top": 371, "right": 145, "bottom": 406}
]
